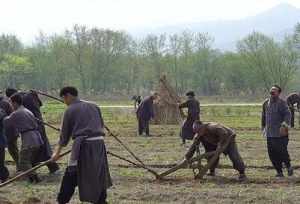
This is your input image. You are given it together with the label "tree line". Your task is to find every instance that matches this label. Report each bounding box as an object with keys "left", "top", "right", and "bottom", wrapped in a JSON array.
[{"left": 0, "top": 24, "right": 300, "bottom": 97}]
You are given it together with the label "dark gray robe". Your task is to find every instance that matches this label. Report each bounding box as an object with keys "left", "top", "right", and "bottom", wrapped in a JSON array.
[
  {"left": 4, "top": 106, "right": 43, "bottom": 150},
  {"left": 59, "top": 99, "right": 112, "bottom": 203},
  {"left": 179, "top": 96, "right": 200, "bottom": 140},
  {"left": 19, "top": 91, "right": 52, "bottom": 162},
  {"left": 136, "top": 96, "right": 154, "bottom": 121}
]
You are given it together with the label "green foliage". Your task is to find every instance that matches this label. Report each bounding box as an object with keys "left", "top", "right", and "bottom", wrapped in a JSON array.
[{"left": 0, "top": 26, "right": 299, "bottom": 96}]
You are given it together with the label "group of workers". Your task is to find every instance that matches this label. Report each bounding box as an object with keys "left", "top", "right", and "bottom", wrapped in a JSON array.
[
  {"left": 135, "top": 85, "right": 297, "bottom": 179},
  {"left": 0, "top": 87, "right": 111, "bottom": 204},
  {"left": 0, "top": 84, "right": 297, "bottom": 204}
]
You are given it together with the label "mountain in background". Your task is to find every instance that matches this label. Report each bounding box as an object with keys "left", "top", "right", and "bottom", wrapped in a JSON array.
[{"left": 130, "top": 3, "right": 300, "bottom": 50}]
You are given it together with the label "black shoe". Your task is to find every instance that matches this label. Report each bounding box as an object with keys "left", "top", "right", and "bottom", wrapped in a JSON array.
[
  {"left": 238, "top": 174, "right": 247, "bottom": 181},
  {"left": 275, "top": 172, "right": 284, "bottom": 178},
  {"left": 287, "top": 167, "right": 294, "bottom": 176},
  {"left": 49, "top": 164, "right": 60, "bottom": 174}
]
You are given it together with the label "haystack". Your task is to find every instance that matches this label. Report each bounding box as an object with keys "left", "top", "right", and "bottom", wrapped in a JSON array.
[{"left": 152, "top": 75, "right": 184, "bottom": 124}]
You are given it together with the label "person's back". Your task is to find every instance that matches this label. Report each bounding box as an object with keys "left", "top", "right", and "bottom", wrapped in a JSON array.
[
  {"left": 0, "top": 97, "right": 13, "bottom": 116},
  {"left": 60, "top": 99, "right": 105, "bottom": 139},
  {"left": 5, "top": 106, "right": 43, "bottom": 149},
  {"left": 201, "top": 122, "right": 235, "bottom": 145},
  {"left": 20, "top": 91, "right": 43, "bottom": 118},
  {"left": 136, "top": 96, "right": 154, "bottom": 120}
]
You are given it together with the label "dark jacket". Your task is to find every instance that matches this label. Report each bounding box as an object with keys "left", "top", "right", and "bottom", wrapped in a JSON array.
[
  {"left": 0, "top": 97, "right": 12, "bottom": 148},
  {"left": 179, "top": 96, "right": 200, "bottom": 120},
  {"left": 136, "top": 96, "right": 154, "bottom": 121},
  {"left": 286, "top": 93, "right": 300, "bottom": 110},
  {"left": 262, "top": 97, "right": 291, "bottom": 138},
  {"left": 18, "top": 91, "right": 52, "bottom": 161}
]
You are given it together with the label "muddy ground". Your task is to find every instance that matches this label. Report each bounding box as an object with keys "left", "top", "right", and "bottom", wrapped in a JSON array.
[{"left": 1, "top": 104, "right": 300, "bottom": 203}]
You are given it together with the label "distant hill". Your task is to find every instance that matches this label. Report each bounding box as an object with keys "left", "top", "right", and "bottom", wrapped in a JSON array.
[{"left": 130, "top": 3, "right": 300, "bottom": 50}]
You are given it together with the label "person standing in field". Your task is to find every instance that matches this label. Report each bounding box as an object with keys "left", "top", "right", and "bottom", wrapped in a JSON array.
[
  {"left": 5, "top": 88, "right": 60, "bottom": 174},
  {"left": 286, "top": 92, "right": 300, "bottom": 128},
  {"left": 136, "top": 92, "right": 159, "bottom": 137},
  {"left": 4, "top": 93, "right": 43, "bottom": 183},
  {"left": 51, "top": 86, "right": 112, "bottom": 204},
  {"left": 179, "top": 91, "right": 200, "bottom": 145},
  {"left": 261, "top": 85, "right": 293, "bottom": 177}
]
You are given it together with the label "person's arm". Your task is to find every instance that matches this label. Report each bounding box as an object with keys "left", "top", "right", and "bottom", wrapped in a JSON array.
[
  {"left": 281, "top": 101, "right": 291, "bottom": 127},
  {"left": 297, "top": 101, "right": 300, "bottom": 111},
  {"left": 185, "top": 128, "right": 206, "bottom": 160},
  {"left": 261, "top": 101, "right": 267, "bottom": 131},
  {"left": 179, "top": 101, "right": 188, "bottom": 109},
  {"left": 150, "top": 101, "right": 154, "bottom": 119},
  {"left": 51, "top": 109, "right": 72, "bottom": 161},
  {"left": 96, "top": 106, "right": 105, "bottom": 129}
]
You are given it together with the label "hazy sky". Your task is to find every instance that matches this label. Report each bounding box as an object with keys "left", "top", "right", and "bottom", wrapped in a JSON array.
[{"left": 1, "top": 0, "right": 300, "bottom": 42}]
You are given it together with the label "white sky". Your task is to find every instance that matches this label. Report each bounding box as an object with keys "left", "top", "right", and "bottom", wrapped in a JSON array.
[{"left": 0, "top": 0, "right": 300, "bottom": 42}]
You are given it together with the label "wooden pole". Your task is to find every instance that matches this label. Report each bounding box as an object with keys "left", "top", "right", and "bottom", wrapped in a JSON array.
[
  {"left": 104, "top": 126, "right": 146, "bottom": 167},
  {"left": 107, "top": 151, "right": 160, "bottom": 179},
  {"left": 158, "top": 151, "right": 214, "bottom": 178},
  {"left": 30, "top": 89, "right": 64, "bottom": 103},
  {"left": 35, "top": 117, "right": 60, "bottom": 132},
  {"left": 0, "top": 150, "right": 71, "bottom": 188},
  {"left": 40, "top": 118, "right": 159, "bottom": 179},
  {"left": 33, "top": 90, "right": 148, "bottom": 168}
]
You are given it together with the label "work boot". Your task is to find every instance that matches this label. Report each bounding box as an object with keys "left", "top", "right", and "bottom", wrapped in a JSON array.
[
  {"left": 238, "top": 173, "right": 247, "bottom": 181},
  {"left": 287, "top": 167, "right": 294, "bottom": 176}
]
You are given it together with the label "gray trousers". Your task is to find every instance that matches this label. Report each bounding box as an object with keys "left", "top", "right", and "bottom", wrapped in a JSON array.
[{"left": 19, "top": 146, "right": 41, "bottom": 178}]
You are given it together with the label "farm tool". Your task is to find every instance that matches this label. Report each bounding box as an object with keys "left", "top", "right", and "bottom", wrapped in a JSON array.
[{"left": 158, "top": 134, "right": 234, "bottom": 179}]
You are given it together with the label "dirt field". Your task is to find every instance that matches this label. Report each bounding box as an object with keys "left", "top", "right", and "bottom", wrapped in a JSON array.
[{"left": 1, "top": 103, "right": 300, "bottom": 203}]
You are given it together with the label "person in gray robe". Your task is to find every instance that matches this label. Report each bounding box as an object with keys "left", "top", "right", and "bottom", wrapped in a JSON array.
[
  {"left": 261, "top": 85, "right": 293, "bottom": 177},
  {"left": 5, "top": 88, "right": 59, "bottom": 173},
  {"left": 179, "top": 91, "right": 200, "bottom": 145},
  {"left": 4, "top": 93, "right": 43, "bottom": 183},
  {"left": 51, "top": 86, "right": 112, "bottom": 204}
]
